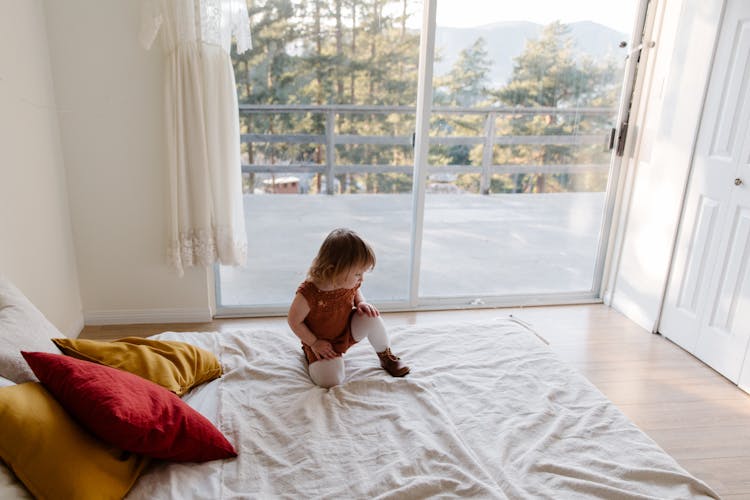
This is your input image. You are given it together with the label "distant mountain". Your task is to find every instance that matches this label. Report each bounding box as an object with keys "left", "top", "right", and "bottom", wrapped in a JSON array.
[{"left": 434, "top": 21, "right": 628, "bottom": 87}]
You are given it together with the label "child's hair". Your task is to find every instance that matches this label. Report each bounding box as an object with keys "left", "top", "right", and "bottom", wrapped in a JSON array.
[{"left": 308, "top": 228, "right": 376, "bottom": 284}]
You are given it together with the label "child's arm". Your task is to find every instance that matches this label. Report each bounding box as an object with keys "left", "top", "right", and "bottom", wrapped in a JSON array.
[
  {"left": 354, "top": 289, "right": 379, "bottom": 317},
  {"left": 288, "top": 292, "right": 337, "bottom": 359}
]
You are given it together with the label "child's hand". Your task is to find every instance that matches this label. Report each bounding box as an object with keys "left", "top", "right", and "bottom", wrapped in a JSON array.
[
  {"left": 356, "top": 302, "right": 380, "bottom": 317},
  {"left": 311, "top": 339, "right": 337, "bottom": 360}
]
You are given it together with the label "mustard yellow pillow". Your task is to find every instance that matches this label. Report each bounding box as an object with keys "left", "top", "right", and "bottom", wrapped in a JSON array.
[
  {"left": 52, "top": 337, "right": 222, "bottom": 396},
  {"left": 0, "top": 383, "right": 148, "bottom": 500}
]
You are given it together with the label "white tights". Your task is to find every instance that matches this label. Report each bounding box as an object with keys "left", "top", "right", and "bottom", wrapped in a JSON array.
[{"left": 308, "top": 314, "right": 389, "bottom": 388}]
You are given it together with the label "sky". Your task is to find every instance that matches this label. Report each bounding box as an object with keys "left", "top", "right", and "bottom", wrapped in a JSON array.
[{"left": 404, "top": 0, "right": 638, "bottom": 34}]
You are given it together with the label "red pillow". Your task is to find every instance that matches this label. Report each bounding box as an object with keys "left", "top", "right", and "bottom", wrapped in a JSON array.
[{"left": 21, "top": 351, "right": 236, "bottom": 462}]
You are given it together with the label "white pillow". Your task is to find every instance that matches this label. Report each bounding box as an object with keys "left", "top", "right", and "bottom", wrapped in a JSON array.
[
  {"left": 0, "top": 276, "right": 62, "bottom": 383},
  {"left": 0, "top": 376, "right": 14, "bottom": 388},
  {"left": 0, "top": 461, "right": 32, "bottom": 500}
]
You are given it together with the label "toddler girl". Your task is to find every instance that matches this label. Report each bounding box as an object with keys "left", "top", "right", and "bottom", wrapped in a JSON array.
[{"left": 288, "top": 228, "right": 410, "bottom": 388}]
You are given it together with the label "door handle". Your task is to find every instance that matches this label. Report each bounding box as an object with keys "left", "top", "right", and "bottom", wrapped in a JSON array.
[{"left": 735, "top": 178, "right": 743, "bottom": 186}]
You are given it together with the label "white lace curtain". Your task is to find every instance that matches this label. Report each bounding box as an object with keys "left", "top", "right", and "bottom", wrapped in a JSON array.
[{"left": 139, "top": 0, "right": 251, "bottom": 276}]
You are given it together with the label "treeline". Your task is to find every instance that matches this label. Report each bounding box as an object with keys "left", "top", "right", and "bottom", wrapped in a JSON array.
[{"left": 232, "top": 0, "right": 623, "bottom": 194}]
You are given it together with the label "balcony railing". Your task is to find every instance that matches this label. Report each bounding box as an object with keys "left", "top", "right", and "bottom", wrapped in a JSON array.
[{"left": 239, "top": 104, "right": 616, "bottom": 195}]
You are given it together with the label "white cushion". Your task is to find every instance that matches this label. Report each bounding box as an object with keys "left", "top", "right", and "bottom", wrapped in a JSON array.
[
  {"left": 0, "top": 376, "right": 14, "bottom": 388},
  {"left": 0, "top": 461, "right": 32, "bottom": 500},
  {"left": 0, "top": 276, "right": 62, "bottom": 383}
]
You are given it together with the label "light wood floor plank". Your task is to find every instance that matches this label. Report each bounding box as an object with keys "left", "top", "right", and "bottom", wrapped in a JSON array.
[
  {"left": 617, "top": 399, "right": 750, "bottom": 429},
  {"left": 682, "top": 459, "right": 750, "bottom": 499}
]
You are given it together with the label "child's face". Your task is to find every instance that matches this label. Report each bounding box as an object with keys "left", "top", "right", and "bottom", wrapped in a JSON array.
[{"left": 338, "top": 265, "right": 368, "bottom": 289}]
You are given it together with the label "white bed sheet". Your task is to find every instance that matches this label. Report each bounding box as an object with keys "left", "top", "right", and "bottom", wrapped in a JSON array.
[{"left": 125, "top": 319, "right": 718, "bottom": 500}]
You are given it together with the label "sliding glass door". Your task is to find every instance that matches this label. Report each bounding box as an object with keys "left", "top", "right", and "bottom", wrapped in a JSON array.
[
  {"left": 417, "top": 0, "right": 639, "bottom": 304},
  {"left": 216, "top": 0, "right": 642, "bottom": 314},
  {"left": 217, "top": 0, "right": 424, "bottom": 311}
]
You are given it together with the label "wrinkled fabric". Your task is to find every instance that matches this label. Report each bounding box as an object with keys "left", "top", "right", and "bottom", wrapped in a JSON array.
[{"left": 128, "top": 320, "right": 718, "bottom": 499}]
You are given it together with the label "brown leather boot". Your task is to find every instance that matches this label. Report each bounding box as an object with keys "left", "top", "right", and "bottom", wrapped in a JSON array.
[{"left": 377, "top": 348, "right": 410, "bottom": 377}]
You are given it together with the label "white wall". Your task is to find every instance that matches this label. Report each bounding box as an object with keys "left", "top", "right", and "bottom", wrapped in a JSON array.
[
  {"left": 607, "top": 0, "right": 725, "bottom": 331},
  {"left": 0, "top": 0, "right": 84, "bottom": 337},
  {"left": 43, "top": 0, "right": 212, "bottom": 324},
  {"left": 3, "top": 0, "right": 723, "bottom": 330}
]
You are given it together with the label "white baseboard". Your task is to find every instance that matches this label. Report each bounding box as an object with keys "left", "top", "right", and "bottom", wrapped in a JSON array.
[
  {"left": 83, "top": 308, "right": 212, "bottom": 326},
  {"left": 610, "top": 295, "right": 657, "bottom": 333}
]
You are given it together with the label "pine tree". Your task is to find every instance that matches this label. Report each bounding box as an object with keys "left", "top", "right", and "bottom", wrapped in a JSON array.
[
  {"left": 436, "top": 37, "right": 492, "bottom": 107},
  {"left": 431, "top": 37, "right": 493, "bottom": 188},
  {"left": 493, "top": 22, "right": 619, "bottom": 193}
]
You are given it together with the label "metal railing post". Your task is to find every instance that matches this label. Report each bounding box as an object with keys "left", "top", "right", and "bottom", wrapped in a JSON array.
[
  {"left": 480, "top": 111, "right": 496, "bottom": 195},
  {"left": 325, "top": 110, "right": 336, "bottom": 195}
]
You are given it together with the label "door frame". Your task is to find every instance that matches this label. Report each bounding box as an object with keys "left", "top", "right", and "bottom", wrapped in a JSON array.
[
  {"left": 598, "top": 0, "right": 655, "bottom": 301},
  {"left": 407, "top": 0, "right": 437, "bottom": 308},
  {"left": 214, "top": 0, "right": 652, "bottom": 318},
  {"left": 407, "top": 0, "right": 652, "bottom": 311}
]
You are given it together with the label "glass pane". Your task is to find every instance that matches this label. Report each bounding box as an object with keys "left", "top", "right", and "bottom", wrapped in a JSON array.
[
  {"left": 219, "top": 0, "right": 424, "bottom": 307},
  {"left": 419, "top": 0, "right": 637, "bottom": 299}
]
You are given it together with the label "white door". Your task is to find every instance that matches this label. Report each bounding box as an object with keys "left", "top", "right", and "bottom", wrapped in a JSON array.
[{"left": 659, "top": 0, "right": 750, "bottom": 383}]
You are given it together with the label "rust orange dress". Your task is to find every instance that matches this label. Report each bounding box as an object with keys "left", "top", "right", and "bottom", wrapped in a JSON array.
[{"left": 297, "top": 280, "right": 360, "bottom": 364}]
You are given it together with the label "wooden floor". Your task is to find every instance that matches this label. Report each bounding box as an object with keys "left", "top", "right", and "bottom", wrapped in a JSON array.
[{"left": 81, "top": 304, "right": 750, "bottom": 498}]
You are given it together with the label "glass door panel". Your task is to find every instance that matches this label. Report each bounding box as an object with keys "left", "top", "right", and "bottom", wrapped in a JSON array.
[
  {"left": 218, "top": 0, "right": 423, "bottom": 309},
  {"left": 217, "top": 0, "right": 642, "bottom": 312},
  {"left": 419, "top": 0, "right": 638, "bottom": 300}
]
